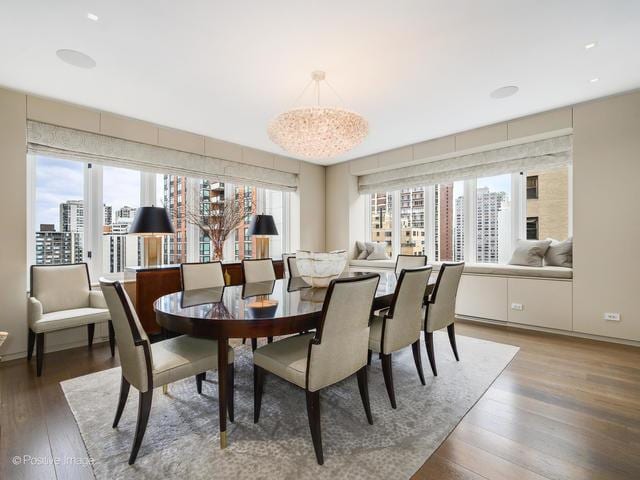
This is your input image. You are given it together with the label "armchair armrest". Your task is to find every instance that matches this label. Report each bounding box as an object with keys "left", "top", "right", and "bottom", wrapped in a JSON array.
[
  {"left": 89, "top": 290, "right": 108, "bottom": 309},
  {"left": 28, "top": 297, "right": 43, "bottom": 328}
]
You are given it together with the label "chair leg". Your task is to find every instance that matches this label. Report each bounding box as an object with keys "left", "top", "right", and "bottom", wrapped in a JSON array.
[
  {"left": 267, "top": 336, "right": 273, "bottom": 343},
  {"left": 251, "top": 338, "right": 258, "bottom": 351},
  {"left": 108, "top": 320, "right": 116, "bottom": 357},
  {"left": 356, "top": 367, "right": 373, "bottom": 424},
  {"left": 113, "top": 375, "right": 131, "bottom": 428},
  {"left": 242, "top": 337, "right": 247, "bottom": 345},
  {"left": 425, "top": 331, "right": 438, "bottom": 376},
  {"left": 253, "top": 365, "right": 264, "bottom": 423},
  {"left": 381, "top": 353, "right": 397, "bottom": 409},
  {"left": 227, "top": 363, "right": 235, "bottom": 423},
  {"left": 129, "top": 390, "right": 153, "bottom": 465},
  {"left": 411, "top": 340, "right": 426, "bottom": 385},
  {"left": 87, "top": 323, "right": 95, "bottom": 348},
  {"left": 27, "top": 329, "right": 36, "bottom": 361},
  {"left": 36, "top": 333, "right": 45, "bottom": 377},
  {"left": 447, "top": 323, "right": 460, "bottom": 361},
  {"left": 367, "top": 349, "right": 372, "bottom": 366},
  {"left": 305, "top": 389, "right": 323, "bottom": 465},
  {"left": 196, "top": 372, "right": 205, "bottom": 394}
]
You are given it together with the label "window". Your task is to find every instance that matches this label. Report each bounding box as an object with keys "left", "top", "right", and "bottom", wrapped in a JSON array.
[
  {"left": 527, "top": 175, "right": 539, "bottom": 199},
  {"left": 526, "top": 166, "right": 570, "bottom": 241},
  {"left": 527, "top": 217, "right": 539, "bottom": 240},
  {"left": 400, "top": 187, "right": 425, "bottom": 256},
  {"left": 432, "top": 182, "right": 464, "bottom": 262},
  {"left": 157, "top": 175, "right": 189, "bottom": 264},
  {"left": 475, "top": 174, "right": 511, "bottom": 264},
  {"left": 369, "top": 192, "right": 393, "bottom": 257}
]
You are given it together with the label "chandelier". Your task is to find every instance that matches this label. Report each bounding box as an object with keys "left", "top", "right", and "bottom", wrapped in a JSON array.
[{"left": 267, "top": 71, "right": 368, "bottom": 159}]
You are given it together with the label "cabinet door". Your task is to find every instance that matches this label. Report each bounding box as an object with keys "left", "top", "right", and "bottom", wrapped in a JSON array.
[
  {"left": 456, "top": 275, "right": 508, "bottom": 321},
  {"left": 508, "top": 278, "right": 572, "bottom": 330}
]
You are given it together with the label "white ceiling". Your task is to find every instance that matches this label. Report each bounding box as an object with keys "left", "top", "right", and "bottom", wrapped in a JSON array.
[{"left": 1, "top": 1, "right": 640, "bottom": 165}]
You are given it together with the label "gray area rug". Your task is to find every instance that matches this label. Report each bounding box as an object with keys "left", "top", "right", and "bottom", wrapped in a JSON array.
[{"left": 61, "top": 332, "right": 518, "bottom": 479}]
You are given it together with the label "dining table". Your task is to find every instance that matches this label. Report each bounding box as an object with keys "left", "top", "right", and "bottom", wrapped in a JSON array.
[{"left": 154, "top": 269, "right": 436, "bottom": 448}]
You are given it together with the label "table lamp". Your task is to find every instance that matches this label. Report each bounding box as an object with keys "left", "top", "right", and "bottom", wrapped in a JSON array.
[
  {"left": 247, "top": 214, "right": 278, "bottom": 259},
  {"left": 129, "top": 206, "right": 175, "bottom": 267}
]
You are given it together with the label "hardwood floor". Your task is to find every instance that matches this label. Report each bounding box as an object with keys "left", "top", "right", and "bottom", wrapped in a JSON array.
[{"left": 2, "top": 322, "right": 639, "bottom": 479}]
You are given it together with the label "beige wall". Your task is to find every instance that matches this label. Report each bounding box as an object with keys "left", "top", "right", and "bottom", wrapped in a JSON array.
[
  {"left": 0, "top": 87, "right": 326, "bottom": 360},
  {"left": 325, "top": 162, "right": 365, "bottom": 256},
  {"left": 572, "top": 91, "right": 640, "bottom": 341}
]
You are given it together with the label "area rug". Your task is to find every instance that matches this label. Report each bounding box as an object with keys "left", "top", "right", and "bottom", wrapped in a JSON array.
[{"left": 61, "top": 332, "right": 518, "bottom": 479}]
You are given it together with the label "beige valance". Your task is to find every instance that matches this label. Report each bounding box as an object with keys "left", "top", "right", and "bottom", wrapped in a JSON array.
[
  {"left": 358, "top": 134, "right": 572, "bottom": 193},
  {"left": 27, "top": 121, "right": 298, "bottom": 191}
]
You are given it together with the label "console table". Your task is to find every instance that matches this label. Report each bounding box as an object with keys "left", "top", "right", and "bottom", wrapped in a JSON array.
[{"left": 124, "top": 260, "right": 285, "bottom": 334}]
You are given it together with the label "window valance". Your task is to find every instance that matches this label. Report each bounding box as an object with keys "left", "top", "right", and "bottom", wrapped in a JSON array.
[
  {"left": 27, "top": 121, "right": 298, "bottom": 191},
  {"left": 358, "top": 134, "right": 572, "bottom": 193}
]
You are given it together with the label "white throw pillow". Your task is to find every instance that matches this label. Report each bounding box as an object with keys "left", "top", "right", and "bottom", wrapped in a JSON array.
[
  {"left": 355, "top": 241, "right": 368, "bottom": 260},
  {"left": 544, "top": 237, "right": 573, "bottom": 267},
  {"left": 365, "top": 242, "right": 390, "bottom": 260},
  {"left": 508, "top": 239, "right": 552, "bottom": 267}
]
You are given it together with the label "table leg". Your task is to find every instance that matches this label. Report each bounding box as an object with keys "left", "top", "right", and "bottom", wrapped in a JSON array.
[{"left": 218, "top": 337, "right": 228, "bottom": 449}]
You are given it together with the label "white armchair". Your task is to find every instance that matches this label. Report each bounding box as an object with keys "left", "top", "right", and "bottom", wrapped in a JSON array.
[{"left": 28, "top": 263, "right": 114, "bottom": 376}]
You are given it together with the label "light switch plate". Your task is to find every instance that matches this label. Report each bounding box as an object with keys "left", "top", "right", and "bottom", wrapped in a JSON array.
[
  {"left": 511, "top": 303, "right": 523, "bottom": 311},
  {"left": 604, "top": 312, "right": 621, "bottom": 321}
]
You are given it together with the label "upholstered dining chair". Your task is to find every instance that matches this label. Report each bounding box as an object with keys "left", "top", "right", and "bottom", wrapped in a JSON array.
[
  {"left": 253, "top": 273, "right": 380, "bottom": 465},
  {"left": 368, "top": 266, "right": 432, "bottom": 408},
  {"left": 180, "top": 261, "right": 226, "bottom": 290},
  {"left": 242, "top": 258, "right": 277, "bottom": 349},
  {"left": 100, "top": 279, "right": 235, "bottom": 465},
  {"left": 394, "top": 254, "right": 427, "bottom": 274},
  {"left": 423, "top": 262, "right": 465, "bottom": 376},
  {"left": 28, "top": 263, "right": 114, "bottom": 376},
  {"left": 282, "top": 253, "right": 300, "bottom": 278}
]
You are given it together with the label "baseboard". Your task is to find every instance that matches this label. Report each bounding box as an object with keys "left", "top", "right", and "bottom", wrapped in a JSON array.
[
  {"left": 457, "top": 315, "right": 640, "bottom": 347},
  {"left": 0, "top": 336, "right": 110, "bottom": 363}
]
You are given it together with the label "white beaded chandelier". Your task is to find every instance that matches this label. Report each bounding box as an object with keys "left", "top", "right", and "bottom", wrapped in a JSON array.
[{"left": 267, "top": 71, "right": 368, "bottom": 160}]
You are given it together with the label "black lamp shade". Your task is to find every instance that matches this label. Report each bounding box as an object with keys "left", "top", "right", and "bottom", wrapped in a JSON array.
[
  {"left": 247, "top": 214, "right": 278, "bottom": 236},
  {"left": 129, "top": 207, "right": 175, "bottom": 235}
]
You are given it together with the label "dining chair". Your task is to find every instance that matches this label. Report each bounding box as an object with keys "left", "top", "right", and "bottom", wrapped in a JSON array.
[
  {"left": 28, "top": 263, "right": 114, "bottom": 376},
  {"left": 253, "top": 273, "right": 380, "bottom": 465},
  {"left": 282, "top": 253, "right": 300, "bottom": 278},
  {"left": 100, "top": 279, "right": 235, "bottom": 465},
  {"left": 242, "top": 258, "right": 277, "bottom": 349},
  {"left": 180, "top": 261, "right": 225, "bottom": 290},
  {"left": 368, "top": 266, "right": 432, "bottom": 408},
  {"left": 423, "top": 262, "right": 465, "bottom": 376},
  {"left": 394, "top": 254, "right": 427, "bottom": 274}
]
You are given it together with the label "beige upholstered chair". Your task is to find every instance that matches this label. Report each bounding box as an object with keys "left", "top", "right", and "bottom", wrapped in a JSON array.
[
  {"left": 180, "top": 261, "right": 225, "bottom": 290},
  {"left": 242, "top": 258, "right": 277, "bottom": 349},
  {"left": 369, "top": 265, "right": 432, "bottom": 408},
  {"left": 100, "top": 279, "right": 235, "bottom": 465},
  {"left": 423, "top": 262, "right": 465, "bottom": 376},
  {"left": 394, "top": 254, "right": 427, "bottom": 274},
  {"left": 283, "top": 253, "right": 300, "bottom": 277},
  {"left": 253, "top": 274, "right": 380, "bottom": 465},
  {"left": 28, "top": 263, "right": 114, "bottom": 376}
]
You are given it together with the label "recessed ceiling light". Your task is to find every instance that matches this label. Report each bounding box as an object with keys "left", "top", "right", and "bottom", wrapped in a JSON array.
[
  {"left": 490, "top": 85, "right": 519, "bottom": 99},
  {"left": 56, "top": 49, "right": 96, "bottom": 69},
  {"left": 584, "top": 42, "right": 597, "bottom": 50},
  {"left": 87, "top": 13, "right": 99, "bottom": 21},
  {"left": 590, "top": 77, "right": 600, "bottom": 83}
]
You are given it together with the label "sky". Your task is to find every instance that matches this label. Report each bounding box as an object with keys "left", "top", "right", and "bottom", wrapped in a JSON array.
[{"left": 35, "top": 156, "right": 140, "bottom": 230}]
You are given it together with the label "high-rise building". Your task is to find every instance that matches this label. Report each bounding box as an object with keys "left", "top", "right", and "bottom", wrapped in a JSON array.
[
  {"left": 35, "top": 223, "right": 75, "bottom": 265},
  {"left": 526, "top": 167, "right": 569, "bottom": 241},
  {"left": 475, "top": 187, "right": 508, "bottom": 263},
  {"left": 103, "top": 204, "right": 112, "bottom": 226},
  {"left": 233, "top": 185, "right": 258, "bottom": 260},
  {"left": 454, "top": 195, "right": 465, "bottom": 261},
  {"left": 102, "top": 205, "right": 139, "bottom": 273},
  {"left": 59, "top": 200, "right": 84, "bottom": 263},
  {"left": 161, "top": 175, "right": 188, "bottom": 264},
  {"left": 400, "top": 188, "right": 425, "bottom": 255},
  {"left": 436, "top": 184, "right": 454, "bottom": 260}
]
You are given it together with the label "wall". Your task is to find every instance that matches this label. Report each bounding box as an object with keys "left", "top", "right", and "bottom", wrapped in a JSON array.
[
  {"left": 572, "top": 91, "right": 640, "bottom": 341},
  {"left": 325, "top": 162, "right": 364, "bottom": 255},
  {"left": 0, "top": 86, "right": 326, "bottom": 360}
]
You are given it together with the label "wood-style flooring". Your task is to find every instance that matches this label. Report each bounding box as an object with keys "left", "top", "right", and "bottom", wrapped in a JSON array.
[{"left": 1, "top": 321, "right": 639, "bottom": 480}]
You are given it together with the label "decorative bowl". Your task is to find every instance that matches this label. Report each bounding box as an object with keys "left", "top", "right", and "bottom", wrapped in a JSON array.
[{"left": 296, "top": 250, "right": 348, "bottom": 288}]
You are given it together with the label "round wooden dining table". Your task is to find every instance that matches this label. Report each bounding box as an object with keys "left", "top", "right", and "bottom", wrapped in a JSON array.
[{"left": 154, "top": 269, "right": 435, "bottom": 449}]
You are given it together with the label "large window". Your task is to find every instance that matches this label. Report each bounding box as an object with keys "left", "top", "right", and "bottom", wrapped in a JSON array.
[
  {"left": 433, "top": 182, "right": 465, "bottom": 262},
  {"left": 476, "top": 174, "right": 511, "bottom": 264},
  {"left": 400, "top": 187, "right": 425, "bottom": 255},
  {"left": 369, "top": 192, "right": 393, "bottom": 256}
]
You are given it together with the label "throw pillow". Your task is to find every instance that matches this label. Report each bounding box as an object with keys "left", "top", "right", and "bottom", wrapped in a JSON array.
[
  {"left": 365, "top": 242, "right": 389, "bottom": 260},
  {"left": 508, "top": 239, "right": 552, "bottom": 267},
  {"left": 355, "top": 241, "right": 368, "bottom": 260},
  {"left": 544, "top": 237, "right": 573, "bottom": 267}
]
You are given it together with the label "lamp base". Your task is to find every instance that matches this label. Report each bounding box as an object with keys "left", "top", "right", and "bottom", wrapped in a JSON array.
[
  {"left": 255, "top": 237, "right": 270, "bottom": 259},
  {"left": 143, "top": 236, "right": 162, "bottom": 267}
]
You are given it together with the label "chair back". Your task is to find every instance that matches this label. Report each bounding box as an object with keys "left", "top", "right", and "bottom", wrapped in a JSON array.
[
  {"left": 100, "top": 279, "right": 153, "bottom": 392},
  {"left": 382, "top": 266, "right": 432, "bottom": 353},
  {"left": 425, "top": 262, "right": 464, "bottom": 333},
  {"left": 181, "top": 261, "right": 225, "bottom": 290},
  {"left": 30, "top": 263, "right": 91, "bottom": 313},
  {"left": 307, "top": 274, "right": 380, "bottom": 392},
  {"left": 242, "top": 258, "right": 276, "bottom": 283},
  {"left": 395, "top": 254, "right": 427, "bottom": 274},
  {"left": 283, "top": 253, "right": 300, "bottom": 277}
]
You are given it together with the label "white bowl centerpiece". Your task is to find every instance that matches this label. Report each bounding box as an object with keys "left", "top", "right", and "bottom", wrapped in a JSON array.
[{"left": 296, "top": 250, "right": 348, "bottom": 288}]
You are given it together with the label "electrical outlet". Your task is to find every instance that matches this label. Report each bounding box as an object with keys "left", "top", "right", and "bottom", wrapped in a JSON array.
[
  {"left": 511, "top": 303, "right": 523, "bottom": 311},
  {"left": 604, "top": 312, "right": 621, "bottom": 321}
]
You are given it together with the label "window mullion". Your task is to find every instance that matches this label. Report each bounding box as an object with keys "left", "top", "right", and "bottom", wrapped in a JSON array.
[
  {"left": 86, "top": 163, "right": 103, "bottom": 281},
  {"left": 424, "top": 185, "right": 436, "bottom": 262},
  {"left": 463, "top": 179, "right": 476, "bottom": 263},
  {"left": 392, "top": 190, "right": 401, "bottom": 258}
]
